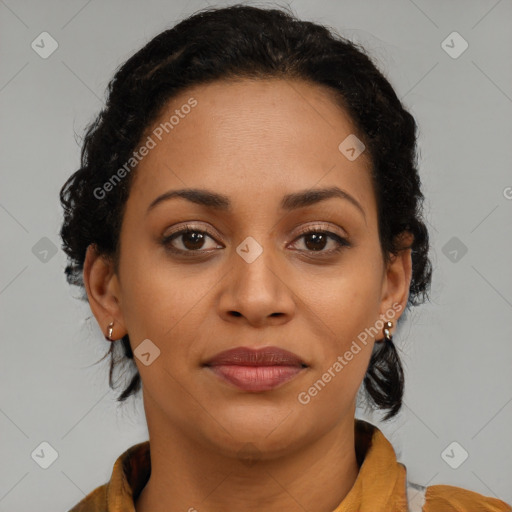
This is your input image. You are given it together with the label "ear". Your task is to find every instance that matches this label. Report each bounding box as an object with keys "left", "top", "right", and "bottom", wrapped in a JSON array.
[
  {"left": 378, "top": 231, "right": 414, "bottom": 331},
  {"left": 83, "top": 244, "right": 126, "bottom": 340}
]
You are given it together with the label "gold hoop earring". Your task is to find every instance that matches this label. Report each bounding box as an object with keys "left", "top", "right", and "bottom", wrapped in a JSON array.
[
  {"left": 105, "top": 321, "right": 115, "bottom": 342},
  {"left": 381, "top": 320, "right": 393, "bottom": 343}
]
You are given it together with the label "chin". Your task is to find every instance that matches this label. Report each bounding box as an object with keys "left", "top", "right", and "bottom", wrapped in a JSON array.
[{"left": 203, "top": 407, "right": 310, "bottom": 453}]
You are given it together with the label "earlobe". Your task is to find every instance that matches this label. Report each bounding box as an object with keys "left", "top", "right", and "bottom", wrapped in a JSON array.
[{"left": 83, "top": 244, "right": 126, "bottom": 338}]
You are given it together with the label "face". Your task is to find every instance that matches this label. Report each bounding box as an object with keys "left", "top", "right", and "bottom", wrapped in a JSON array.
[{"left": 84, "top": 78, "right": 411, "bottom": 458}]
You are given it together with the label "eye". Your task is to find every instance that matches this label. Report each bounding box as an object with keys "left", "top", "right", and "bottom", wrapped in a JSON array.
[
  {"left": 161, "top": 223, "right": 351, "bottom": 257},
  {"left": 161, "top": 225, "right": 222, "bottom": 254},
  {"left": 289, "top": 226, "right": 350, "bottom": 255}
]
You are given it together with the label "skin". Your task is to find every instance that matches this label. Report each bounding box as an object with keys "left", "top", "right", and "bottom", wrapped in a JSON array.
[{"left": 83, "top": 78, "right": 412, "bottom": 512}]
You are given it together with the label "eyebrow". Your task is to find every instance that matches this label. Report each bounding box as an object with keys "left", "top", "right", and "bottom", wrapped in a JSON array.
[{"left": 146, "top": 186, "right": 366, "bottom": 222}]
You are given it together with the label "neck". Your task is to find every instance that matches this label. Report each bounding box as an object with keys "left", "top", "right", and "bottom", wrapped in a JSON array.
[{"left": 135, "top": 403, "right": 360, "bottom": 512}]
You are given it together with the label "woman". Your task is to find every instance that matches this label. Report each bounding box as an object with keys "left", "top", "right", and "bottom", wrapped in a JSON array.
[{"left": 60, "top": 4, "right": 511, "bottom": 511}]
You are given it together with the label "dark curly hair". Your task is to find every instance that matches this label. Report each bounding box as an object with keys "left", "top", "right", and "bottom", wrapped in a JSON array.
[{"left": 60, "top": 3, "right": 432, "bottom": 421}]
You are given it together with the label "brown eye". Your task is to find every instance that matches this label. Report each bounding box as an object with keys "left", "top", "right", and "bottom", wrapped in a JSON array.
[
  {"left": 178, "top": 231, "right": 207, "bottom": 250},
  {"left": 290, "top": 228, "right": 350, "bottom": 255},
  {"left": 303, "top": 232, "right": 329, "bottom": 251},
  {"left": 162, "top": 226, "right": 222, "bottom": 254},
  {"left": 161, "top": 224, "right": 350, "bottom": 258}
]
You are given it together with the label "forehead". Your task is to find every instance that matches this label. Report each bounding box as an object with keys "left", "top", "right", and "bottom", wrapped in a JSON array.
[{"left": 128, "top": 78, "right": 375, "bottom": 215}]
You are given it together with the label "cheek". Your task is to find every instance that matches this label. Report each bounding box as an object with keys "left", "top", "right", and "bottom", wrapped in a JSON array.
[
  {"left": 303, "top": 254, "right": 384, "bottom": 343},
  {"left": 117, "top": 238, "right": 219, "bottom": 346},
  {"left": 296, "top": 247, "right": 383, "bottom": 396},
  {"left": 116, "top": 237, "right": 174, "bottom": 339},
  {"left": 295, "top": 333, "right": 373, "bottom": 430}
]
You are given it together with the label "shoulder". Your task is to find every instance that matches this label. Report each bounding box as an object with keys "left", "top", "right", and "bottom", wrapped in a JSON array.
[
  {"left": 67, "top": 483, "right": 108, "bottom": 511},
  {"left": 406, "top": 480, "right": 512, "bottom": 512},
  {"left": 424, "top": 484, "right": 512, "bottom": 512},
  {"left": 66, "top": 440, "right": 150, "bottom": 512}
]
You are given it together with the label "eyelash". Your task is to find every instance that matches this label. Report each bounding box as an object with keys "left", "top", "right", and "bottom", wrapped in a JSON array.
[{"left": 161, "top": 223, "right": 351, "bottom": 257}]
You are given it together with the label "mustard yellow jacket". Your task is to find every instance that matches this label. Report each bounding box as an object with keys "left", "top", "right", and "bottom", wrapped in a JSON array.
[{"left": 68, "top": 419, "right": 511, "bottom": 511}]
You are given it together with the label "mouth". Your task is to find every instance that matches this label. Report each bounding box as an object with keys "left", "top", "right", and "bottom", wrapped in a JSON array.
[{"left": 203, "top": 346, "right": 308, "bottom": 392}]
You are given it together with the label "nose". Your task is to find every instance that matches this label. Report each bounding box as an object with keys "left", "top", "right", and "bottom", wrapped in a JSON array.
[{"left": 216, "top": 238, "right": 296, "bottom": 327}]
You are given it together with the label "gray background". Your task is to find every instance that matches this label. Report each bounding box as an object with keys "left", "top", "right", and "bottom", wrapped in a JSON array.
[{"left": 1, "top": 0, "right": 511, "bottom": 510}]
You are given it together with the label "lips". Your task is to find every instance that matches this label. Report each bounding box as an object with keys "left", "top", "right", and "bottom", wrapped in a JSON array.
[
  {"left": 204, "top": 346, "right": 307, "bottom": 367},
  {"left": 203, "top": 346, "right": 307, "bottom": 392}
]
